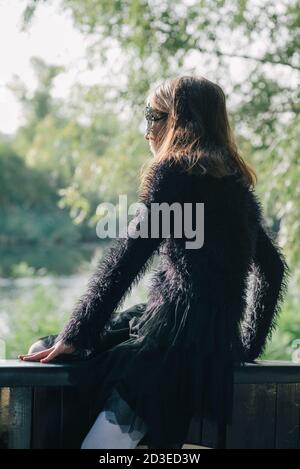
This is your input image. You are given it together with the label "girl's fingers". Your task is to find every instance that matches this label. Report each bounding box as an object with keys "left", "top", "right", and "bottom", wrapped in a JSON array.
[
  {"left": 40, "top": 348, "right": 60, "bottom": 363},
  {"left": 19, "top": 347, "right": 54, "bottom": 361},
  {"left": 21, "top": 348, "right": 52, "bottom": 357},
  {"left": 18, "top": 341, "right": 73, "bottom": 363}
]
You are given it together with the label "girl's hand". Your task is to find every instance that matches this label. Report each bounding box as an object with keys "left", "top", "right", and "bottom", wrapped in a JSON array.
[{"left": 18, "top": 340, "right": 76, "bottom": 363}]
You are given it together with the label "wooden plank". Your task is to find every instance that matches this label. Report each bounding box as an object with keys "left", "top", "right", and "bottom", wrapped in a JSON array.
[
  {"left": 276, "top": 384, "right": 300, "bottom": 449},
  {"left": 235, "top": 361, "right": 300, "bottom": 384},
  {"left": 226, "top": 384, "right": 277, "bottom": 448},
  {"left": 0, "top": 360, "right": 75, "bottom": 387},
  {"left": 1, "top": 360, "right": 300, "bottom": 449},
  {"left": 0, "top": 387, "right": 10, "bottom": 448},
  {"left": 31, "top": 387, "right": 62, "bottom": 448},
  {"left": 1, "top": 359, "right": 300, "bottom": 386},
  {"left": 0, "top": 387, "right": 33, "bottom": 448}
]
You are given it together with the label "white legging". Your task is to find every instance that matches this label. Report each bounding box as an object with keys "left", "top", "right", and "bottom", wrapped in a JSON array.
[
  {"left": 80, "top": 388, "right": 148, "bottom": 449},
  {"left": 80, "top": 410, "right": 147, "bottom": 449}
]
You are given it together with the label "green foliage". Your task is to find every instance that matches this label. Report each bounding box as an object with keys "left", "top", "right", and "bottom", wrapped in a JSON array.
[
  {"left": 0, "top": 141, "right": 80, "bottom": 245},
  {"left": 0, "top": 207, "right": 79, "bottom": 245},
  {"left": 5, "top": 59, "right": 149, "bottom": 233},
  {"left": 2, "top": 0, "right": 298, "bottom": 360},
  {"left": 0, "top": 141, "right": 55, "bottom": 207},
  {"left": 10, "top": 262, "right": 46, "bottom": 278},
  {"left": 253, "top": 118, "right": 300, "bottom": 282},
  {"left": 3, "top": 285, "right": 66, "bottom": 359},
  {"left": 263, "top": 294, "right": 300, "bottom": 360},
  {"left": 0, "top": 243, "right": 98, "bottom": 277}
]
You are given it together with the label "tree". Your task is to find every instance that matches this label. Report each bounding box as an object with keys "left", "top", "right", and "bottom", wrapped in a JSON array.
[{"left": 21, "top": 1, "right": 299, "bottom": 272}]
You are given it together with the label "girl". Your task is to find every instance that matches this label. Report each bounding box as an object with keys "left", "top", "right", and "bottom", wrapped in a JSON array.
[{"left": 19, "top": 75, "right": 290, "bottom": 449}]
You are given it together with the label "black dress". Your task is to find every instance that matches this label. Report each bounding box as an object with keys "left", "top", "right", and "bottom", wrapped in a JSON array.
[
  {"left": 44, "top": 154, "right": 289, "bottom": 448},
  {"left": 34, "top": 303, "right": 158, "bottom": 446}
]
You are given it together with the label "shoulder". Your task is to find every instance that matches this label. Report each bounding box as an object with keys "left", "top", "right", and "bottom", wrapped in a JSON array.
[
  {"left": 244, "top": 187, "right": 264, "bottom": 224},
  {"left": 148, "top": 156, "right": 188, "bottom": 183},
  {"left": 138, "top": 157, "right": 188, "bottom": 204}
]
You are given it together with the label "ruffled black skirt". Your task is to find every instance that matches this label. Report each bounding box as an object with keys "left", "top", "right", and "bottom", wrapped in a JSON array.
[{"left": 35, "top": 302, "right": 235, "bottom": 448}]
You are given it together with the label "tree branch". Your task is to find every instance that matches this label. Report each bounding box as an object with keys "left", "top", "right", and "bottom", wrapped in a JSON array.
[{"left": 197, "top": 46, "right": 300, "bottom": 72}]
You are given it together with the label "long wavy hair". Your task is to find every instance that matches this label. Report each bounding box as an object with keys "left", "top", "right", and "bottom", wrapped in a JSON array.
[{"left": 139, "top": 75, "right": 257, "bottom": 197}]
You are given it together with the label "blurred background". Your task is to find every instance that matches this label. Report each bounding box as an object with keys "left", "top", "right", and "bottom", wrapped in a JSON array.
[{"left": 0, "top": 0, "right": 298, "bottom": 360}]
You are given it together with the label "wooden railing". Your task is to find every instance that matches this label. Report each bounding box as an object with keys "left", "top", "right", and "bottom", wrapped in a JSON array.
[{"left": 0, "top": 359, "right": 299, "bottom": 449}]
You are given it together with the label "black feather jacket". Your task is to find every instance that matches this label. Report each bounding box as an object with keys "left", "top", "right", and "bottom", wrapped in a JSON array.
[{"left": 54, "top": 154, "right": 290, "bottom": 445}]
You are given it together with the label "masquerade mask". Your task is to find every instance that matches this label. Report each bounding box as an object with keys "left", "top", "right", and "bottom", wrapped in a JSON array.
[{"left": 144, "top": 103, "right": 167, "bottom": 136}]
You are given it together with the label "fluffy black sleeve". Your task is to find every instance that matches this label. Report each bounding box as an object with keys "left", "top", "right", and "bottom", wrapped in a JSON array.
[
  {"left": 240, "top": 204, "right": 291, "bottom": 362},
  {"left": 54, "top": 159, "right": 183, "bottom": 352}
]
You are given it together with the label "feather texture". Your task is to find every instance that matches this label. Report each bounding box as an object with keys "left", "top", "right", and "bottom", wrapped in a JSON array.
[{"left": 54, "top": 156, "right": 290, "bottom": 370}]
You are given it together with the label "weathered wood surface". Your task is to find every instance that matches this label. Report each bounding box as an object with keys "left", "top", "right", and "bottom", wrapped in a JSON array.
[
  {"left": 0, "top": 359, "right": 74, "bottom": 387},
  {"left": 0, "top": 360, "right": 300, "bottom": 448}
]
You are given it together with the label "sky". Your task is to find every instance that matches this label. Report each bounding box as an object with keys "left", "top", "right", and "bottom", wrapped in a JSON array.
[{"left": 0, "top": 0, "right": 109, "bottom": 134}]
